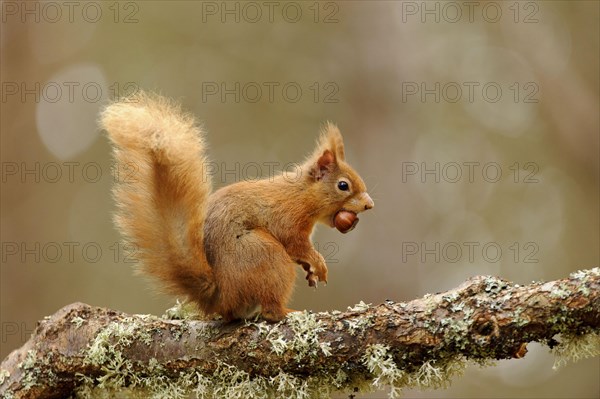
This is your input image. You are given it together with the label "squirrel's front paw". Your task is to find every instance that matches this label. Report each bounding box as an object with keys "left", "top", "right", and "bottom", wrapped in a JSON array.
[{"left": 305, "top": 262, "right": 328, "bottom": 288}]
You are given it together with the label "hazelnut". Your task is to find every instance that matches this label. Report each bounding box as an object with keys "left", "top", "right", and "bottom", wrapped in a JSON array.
[{"left": 334, "top": 210, "right": 359, "bottom": 233}]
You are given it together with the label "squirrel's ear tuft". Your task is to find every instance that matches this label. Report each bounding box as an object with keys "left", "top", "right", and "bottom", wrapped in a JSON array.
[
  {"left": 320, "top": 122, "right": 345, "bottom": 162},
  {"left": 306, "top": 122, "right": 345, "bottom": 181}
]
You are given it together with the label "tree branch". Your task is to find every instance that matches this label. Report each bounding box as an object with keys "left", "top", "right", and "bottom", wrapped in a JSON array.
[{"left": 2, "top": 268, "right": 599, "bottom": 399}]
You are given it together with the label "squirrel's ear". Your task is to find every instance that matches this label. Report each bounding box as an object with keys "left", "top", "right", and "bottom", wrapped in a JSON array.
[{"left": 309, "top": 149, "right": 335, "bottom": 181}]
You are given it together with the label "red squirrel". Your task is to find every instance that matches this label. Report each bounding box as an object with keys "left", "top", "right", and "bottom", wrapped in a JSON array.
[{"left": 101, "top": 92, "right": 374, "bottom": 321}]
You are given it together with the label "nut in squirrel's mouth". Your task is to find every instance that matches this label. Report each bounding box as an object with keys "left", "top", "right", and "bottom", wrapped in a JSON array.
[{"left": 333, "top": 209, "right": 359, "bottom": 234}]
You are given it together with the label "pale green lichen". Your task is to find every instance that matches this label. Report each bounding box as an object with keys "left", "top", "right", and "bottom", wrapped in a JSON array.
[
  {"left": 449, "top": 302, "right": 464, "bottom": 312},
  {"left": 265, "top": 327, "right": 288, "bottom": 356},
  {"left": 552, "top": 332, "right": 600, "bottom": 369},
  {"left": 162, "top": 300, "right": 202, "bottom": 320},
  {"left": 550, "top": 287, "right": 570, "bottom": 299},
  {"left": 443, "top": 292, "right": 459, "bottom": 303},
  {"left": 570, "top": 270, "right": 587, "bottom": 280},
  {"left": 571, "top": 267, "right": 599, "bottom": 279},
  {"left": 72, "top": 316, "right": 86, "bottom": 329},
  {"left": 94, "top": 350, "right": 135, "bottom": 389},
  {"left": 18, "top": 349, "right": 37, "bottom": 370},
  {"left": 407, "top": 359, "right": 465, "bottom": 389},
  {"left": 363, "top": 344, "right": 405, "bottom": 398},
  {"left": 512, "top": 307, "right": 529, "bottom": 327},
  {"left": 256, "top": 311, "right": 331, "bottom": 358},
  {"left": 210, "top": 362, "right": 269, "bottom": 398},
  {"left": 577, "top": 284, "right": 590, "bottom": 296},
  {"left": 83, "top": 316, "right": 155, "bottom": 393},
  {"left": 571, "top": 267, "right": 598, "bottom": 296},
  {"left": 15, "top": 349, "right": 58, "bottom": 392},
  {"left": 170, "top": 326, "right": 183, "bottom": 341},
  {"left": 76, "top": 309, "right": 345, "bottom": 399},
  {"left": 86, "top": 321, "right": 137, "bottom": 365},
  {"left": 75, "top": 360, "right": 343, "bottom": 399},
  {"left": 269, "top": 372, "right": 310, "bottom": 399},
  {"left": 249, "top": 319, "right": 270, "bottom": 337},
  {"left": 483, "top": 277, "right": 507, "bottom": 295},
  {"left": 345, "top": 315, "right": 374, "bottom": 336},
  {"left": 462, "top": 306, "right": 474, "bottom": 319},
  {"left": 286, "top": 311, "right": 331, "bottom": 359},
  {"left": 0, "top": 368, "right": 10, "bottom": 385},
  {"left": 363, "top": 344, "right": 466, "bottom": 398},
  {"left": 163, "top": 301, "right": 217, "bottom": 342},
  {"left": 348, "top": 301, "right": 371, "bottom": 312},
  {"left": 250, "top": 320, "right": 287, "bottom": 355}
]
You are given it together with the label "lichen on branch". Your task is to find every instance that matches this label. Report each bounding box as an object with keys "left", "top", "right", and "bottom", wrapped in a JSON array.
[{"left": 1, "top": 268, "right": 599, "bottom": 399}]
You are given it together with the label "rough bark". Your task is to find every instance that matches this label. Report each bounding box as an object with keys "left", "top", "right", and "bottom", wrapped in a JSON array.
[{"left": 1, "top": 268, "right": 599, "bottom": 399}]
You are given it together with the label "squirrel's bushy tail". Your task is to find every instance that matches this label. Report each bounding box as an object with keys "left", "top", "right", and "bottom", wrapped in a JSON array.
[{"left": 101, "top": 92, "right": 216, "bottom": 310}]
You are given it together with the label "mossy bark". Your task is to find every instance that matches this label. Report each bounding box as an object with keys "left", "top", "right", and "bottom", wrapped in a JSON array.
[{"left": 1, "top": 269, "right": 599, "bottom": 399}]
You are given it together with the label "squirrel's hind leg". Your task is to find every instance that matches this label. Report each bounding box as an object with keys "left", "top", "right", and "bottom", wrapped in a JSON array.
[{"left": 218, "top": 228, "right": 298, "bottom": 322}]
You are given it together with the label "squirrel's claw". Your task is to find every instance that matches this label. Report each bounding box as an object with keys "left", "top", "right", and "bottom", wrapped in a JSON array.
[{"left": 307, "top": 273, "right": 319, "bottom": 288}]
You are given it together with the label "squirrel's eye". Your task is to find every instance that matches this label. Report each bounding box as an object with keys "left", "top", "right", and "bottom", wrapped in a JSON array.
[{"left": 337, "top": 181, "right": 349, "bottom": 191}]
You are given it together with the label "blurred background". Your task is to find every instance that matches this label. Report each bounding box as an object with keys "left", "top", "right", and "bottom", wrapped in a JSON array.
[{"left": 1, "top": 1, "right": 598, "bottom": 397}]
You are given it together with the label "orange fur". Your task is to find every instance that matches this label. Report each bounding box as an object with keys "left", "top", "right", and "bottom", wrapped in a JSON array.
[{"left": 101, "top": 92, "right": 373, "bottom": 321}]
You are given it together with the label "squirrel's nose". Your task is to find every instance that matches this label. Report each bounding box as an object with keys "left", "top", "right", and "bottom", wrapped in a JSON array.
[{"left": 363, "top": 193, "right": 374, "bottom": 210}]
